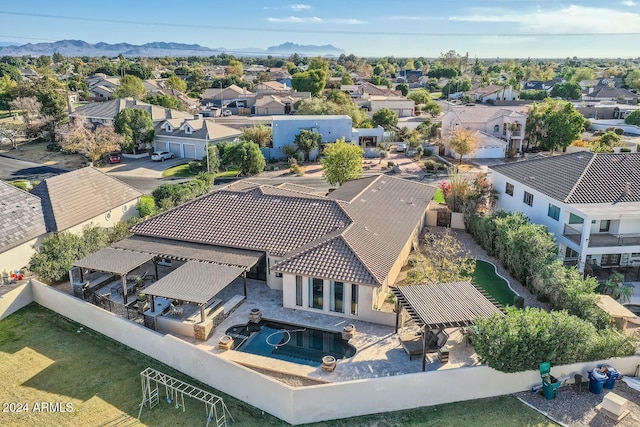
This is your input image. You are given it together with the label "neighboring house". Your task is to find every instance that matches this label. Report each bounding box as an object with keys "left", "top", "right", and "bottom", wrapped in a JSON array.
[
  {"left": 449, "top": 130, "right": 507, "bottom": 160},
  {"left": 20, "top": 68, "right": 40, "bottom": 80},
  {"left": 441, "top": 106, "right": 528, "bottom": 157},
  {"left": 341, "top": 82, "right": 402, "bottom": 99},
  {"left": 31, "top": 168, "right": 142, "bottom": 234},
  {"left": 523, "top": 78, "right": 563, "bottom": 92},
  {"left": 582, "top": 86, "right": 639, "bottom": 103},
  {"left": 465, "top": 85, "right": 520, "bottom": 103},
  {"left": 358, "top": 95, "right": 415, "bottom": 118},
  {"left": 253, "top": 93, "right": 311, "bottom": 116},
  {"left": 489, "top": 152, "right": 640, "bottom": 272},
  {"left": 352, "top": 126, "right": 385, "bottom": 157},
  {"left": 272, "top": 115, "right": 353, "bottom": 160},
  {"left": 70, "top": 98, "right": 192, "bottom": 126},
  {"left": 267, "top": 67, "right": 291, "bottom": 81},
  {"left": 253, "top": 81, "right": 291, "bottom": 93},
  {"left": 86, "top": 74, "right": 120, "bottom": 100},
  {"left": 0, "top": 181, "right": 46, "bottom": 274},
  {"left": 129, "top": 176, "right": 436, "bottom": 325},
  {"left": 201, "top": 84, "right": 253, "bottom": 108},
  {"left": 143, "top": 79, "right": 199, "bottom": 110},
  {"left": 154, "top": 116, "right": 242, "bottom": 159}
]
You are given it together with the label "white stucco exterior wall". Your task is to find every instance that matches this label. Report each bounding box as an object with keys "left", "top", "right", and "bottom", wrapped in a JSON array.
[
  {"left": 63, "top": 200, "right": 139, "bottom": 234},
  {"left": 0, "top": 237, "right": 42, "bottom": 274}
]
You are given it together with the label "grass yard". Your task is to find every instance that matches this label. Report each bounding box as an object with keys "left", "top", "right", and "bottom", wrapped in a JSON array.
[
  {"left": 472, "top": 259, "right": 518, "bottom": 307},
  {"left": 162, "top": 163, "right": 240, "bottom": 178},
  {"left": 0, "top": 304, "right": 552, "bottom": 427}
]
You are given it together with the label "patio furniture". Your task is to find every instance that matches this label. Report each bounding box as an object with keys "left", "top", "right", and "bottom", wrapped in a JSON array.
[
  {"left": 398, "top": 329, "right": 449, "bottom": 360},
  {"left": 127, "top": 271, "right": 148, "bottom": 282},
  {"left": 170, "top": 302, "right": 184, "bottom": 318}
]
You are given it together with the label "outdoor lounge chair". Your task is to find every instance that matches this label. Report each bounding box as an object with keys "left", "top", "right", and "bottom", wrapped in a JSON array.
[
  {"left": 399, "top": 330, "right": 449, "bottom": 360},
  {"left": 169, "top": 302, "right": 183, "bottom": 318}
]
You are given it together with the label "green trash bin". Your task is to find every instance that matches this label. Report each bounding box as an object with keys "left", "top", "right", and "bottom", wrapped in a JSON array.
[{"left": 540, "top": 362, "right": 560, "bottom": 400}]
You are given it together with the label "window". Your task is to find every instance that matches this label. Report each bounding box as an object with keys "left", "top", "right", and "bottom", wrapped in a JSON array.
[
  {"left": 351, "top": 284, "right": 358, "bottom": 315},
  {"left": 600, "top": 220, "right": 611, "bottom": 232},
  {"left": 309, "top": 278, "right": 323, "bottom": 309},
  {"left": 295, "top": 276, "right": 302, "bottom": 306},
  {"left": 505, "top": 182, "right": 514, "bottom": 196},
  {"left": 493, "top": 124, "right": 499, "bottom": 133},
  {"left": 632, "top": 253, "right": 640, "bottom": 258},
  {"left": 523, "top": 191, "right": 534, "bottom": 206},
  {"left": 565, "top": 247, "right": 579, "bottom": 259},
  {"left": 330, "top": 281, "right": 345, "bottom": 313},
  {"left": 569, "top": 213, "right": 584, "bottom": 224},
  {"left": 547, "top": 204, "right": 560, "bottom": 221},
  {"left": 274, "top": 272, "right": 282, "bottom": 278},
  {"left": 601, "top": 254, "right": 621, "bottom": 266}
]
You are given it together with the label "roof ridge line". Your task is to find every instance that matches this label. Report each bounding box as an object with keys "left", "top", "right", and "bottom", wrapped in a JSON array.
[
  {"left": 338, "top": 233, "right": 383, "bottom": 286},
  {"left": 565, "top": 152, "right": 597, "bottom": 203}
]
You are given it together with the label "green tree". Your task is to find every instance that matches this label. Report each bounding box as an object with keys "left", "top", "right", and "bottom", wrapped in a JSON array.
[
  {"left": 60, "top": 120, "right": 122, "bottom": 164},
  {"left": 142, "top": 94, "right": 184, "bottom": 110},
  {"left": 293, "top": 129, "right": 321, "bottom": 162},
  {"left": 570, "top": 67, "right": 597, "bottom": 83},
  {"left": 423, "top": 101, "right": 441, "bottom": 117},
  {"left": 291, "top": 69, "right": 327, "bottom": 97},
  {"left": 407, "top": 89, "right": 431, "bottom": 105},
  {"left": 114, "top": 109, "right": 154, "bottom": 154},
  {"left": 36, "top": 55, "right": 53, "bottom": 69},
  {"left": 166, "top": 75, "right": 187, "bottom": 93},
  {"left": 448, "top": 128, "right": 478, "bottom": 164},
  {"left": 395, "top": 84, "right": 409, "bottom": 96},
  {"left": 340, "top": 74, "right": 354, "bottom": 85},
  {"left": 625, "top": 109, "right": 640, "bottom": 126},
  {"left": 114, "top": 75, "right": 146, "bottom": 99},
  {"left": 0, "top": 63, "right": 22, "bottom": 82},
  {"left": 224, "top": 141, "right": 266, "bottom": 175},
  {"left": 372, "top": 108, "right": 398, "bottom": 130},
  {"left": 549, "top": 82, "right": 582, "bottom": 99},
  {"left": 30, "top": 232, "right": 85, "bottom": 282},
  {"left": 519, "top": 90, "right": 548, "bottom": 101},
  {"left": 526, "top": 99, "right": 587, "bottom": 153},
  {"left": 227, "top": 59, "right": 243, "bottom": 77},
  {"left": 624, "top": 69, "right": 640, "bottom": 91},
  {"left": 321, "top": 138, "right": 363, "bottom": 186},
  {"left": 203, "top": 145, "right": 221, "bottom": 173},
  {"left": 126, "top": 63, "right": 153, "bottom": 80},
  {"left": 240, "top": 124, "right": 272, "bottom": 147},
  {"left": 136, "top": 195, "right": 157, "bottom": 217}
]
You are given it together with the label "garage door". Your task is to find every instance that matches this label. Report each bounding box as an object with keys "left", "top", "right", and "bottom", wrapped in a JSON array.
[
  {"left": 475, "top": 146, "right": 505, "bottom": 159},
  {"left": 168, "top": 143, "right": 182, "bottom": 158},
  {"left": 155, "top": 141, "right": 167, "bottom": 152},
  {"left": 183, "top": 144, "right": 196, "bottom": 159}
]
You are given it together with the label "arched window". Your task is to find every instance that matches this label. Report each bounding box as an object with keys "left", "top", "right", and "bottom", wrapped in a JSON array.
[{"left": 493, "top": 124, "right": 500, "bottom": 133}]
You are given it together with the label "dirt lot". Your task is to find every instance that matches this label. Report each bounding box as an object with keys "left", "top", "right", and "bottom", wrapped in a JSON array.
[{"left": 0, "top": 139, "right": 88, "bottom": 170}]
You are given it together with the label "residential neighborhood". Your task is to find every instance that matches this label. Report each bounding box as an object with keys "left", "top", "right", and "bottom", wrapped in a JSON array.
[{"left": 4, "top": 2, "right": 640, "bottom": 426}]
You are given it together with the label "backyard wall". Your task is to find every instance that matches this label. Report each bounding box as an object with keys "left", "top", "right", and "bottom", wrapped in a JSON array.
[
  {"left": 0, "top": 283, "right": 32, "bottom": 321},
  {"left": 4, "top": 280, "right": 640, "bottom": 425}
]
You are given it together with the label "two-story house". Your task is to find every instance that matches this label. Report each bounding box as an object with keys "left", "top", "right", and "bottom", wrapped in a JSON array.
[
  {"left": 441, "top": 106, "right": 528, "bottom": 158},
  {"left": 490, "top": 152, "right": 640, "bottom": 272}
]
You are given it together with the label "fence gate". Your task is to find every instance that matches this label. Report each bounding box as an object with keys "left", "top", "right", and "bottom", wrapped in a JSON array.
[{"left": 436, "top": 210, "right": 452, "bottom": 227}]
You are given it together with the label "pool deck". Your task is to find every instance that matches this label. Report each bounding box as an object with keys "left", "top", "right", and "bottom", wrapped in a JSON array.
[{"left": 181, "top": 279, "right": 481, "bottom": 383}]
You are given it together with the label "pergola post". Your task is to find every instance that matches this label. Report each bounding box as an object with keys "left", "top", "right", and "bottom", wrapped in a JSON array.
[
  {"left": 200, "top": 303, "right": 205, "bottom": 323},
  {"left": 394, "top": 300, "right": 400, "bottom": 333},
  {"left": 121, "top": 275, "right": 128, "bottom": 304},
  {"left": 243, "top": 271, "right": 247, "bottom": 297},
  {"left": 154, "top": 258, "right": 159, "bottom": 281},
  {"left": 150, "top": 295, "right": 156, "bottom": 313},
  {"left": 421, "top": 324, "right": 427, "bottom": 372}
]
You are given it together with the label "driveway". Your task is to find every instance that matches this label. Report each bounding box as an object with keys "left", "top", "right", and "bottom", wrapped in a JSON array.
[
  {"left": 101, "top": 156, "right": 190, "bottom": 193},
  {"left": 0, "top": 153, "right": 68, "bottom": 181}
]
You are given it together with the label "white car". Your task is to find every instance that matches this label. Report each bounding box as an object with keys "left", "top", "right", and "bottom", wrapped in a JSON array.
[
  {"left": 221, "top": 109, "right": 232, "bottom": 117},
  {"left": 396, "top": 143, "right": 407, "bottom": 152},
  {"left": 151, "top": 151, "right": 175, "bottom": 161}
]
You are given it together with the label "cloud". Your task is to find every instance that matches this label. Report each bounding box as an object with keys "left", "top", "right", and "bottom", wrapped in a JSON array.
[
  {"left": 622, "top": 1, "right": 637, "bottom": 6},
  {"left": 290, "top": 4, "right": 311, "bottom": 10},
  {"left": 450, "top": 5, "right": 640, "bottom": 34},
  {"left": 266, "top": 16, "right": 365, "bottom": 24},
  {"left": 387, "top": 16, "right": 442, "bottom": 21}
]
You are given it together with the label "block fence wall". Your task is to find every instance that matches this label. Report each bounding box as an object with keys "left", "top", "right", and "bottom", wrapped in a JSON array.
[{"left": 1, "top": 280, "right": 639, "bottom": 425}]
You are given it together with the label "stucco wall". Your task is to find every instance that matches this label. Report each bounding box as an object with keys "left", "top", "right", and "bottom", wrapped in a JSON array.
[
  {"left": 63, "top": 200, "right": 139, "bottom": 234},
  {"left": 272, "top": 116, "right": 353, "bottom": 160},
  {"left": 0, "top": 283, "right": 33, "bottom": 321},
  {"left": 0, "top": 237, "right": 42, "bottom": 274}
]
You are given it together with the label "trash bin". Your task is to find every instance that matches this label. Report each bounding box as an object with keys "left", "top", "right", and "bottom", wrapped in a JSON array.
[
  {"left": 539, "top": 362, "right": 560, "bottom": 400},
  {"left": 603, "top": 366, "right": 620, "bottom": 389},
  {"left": 589, "top": 369, "right": 607, "bottom": 394}
]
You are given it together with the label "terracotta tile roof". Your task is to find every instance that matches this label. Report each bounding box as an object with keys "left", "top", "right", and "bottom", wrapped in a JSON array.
[
  {"left": 0, "top": 181, "right": 46, "bottom": 253},
  {"left": 31, "top": 167, "right": 142, "bottom": 232},
  {"left": 490, "top": 152, "right": 640, "bottom": 204}
]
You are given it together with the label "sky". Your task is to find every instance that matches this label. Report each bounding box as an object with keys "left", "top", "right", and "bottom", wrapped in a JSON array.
[{"left": 1, "top": 1, "right": 640, "bottom": 58}]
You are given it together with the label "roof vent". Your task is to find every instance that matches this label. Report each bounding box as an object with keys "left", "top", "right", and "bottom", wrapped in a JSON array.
[
  {"left": 272, "top": 198, "right": 281, "bottom": 203},
  {"left": 337, "top": 220, "right": 345, "bottom": 228},
  {"left": 624, "top": 182, "right": 632, "bottom": 196}
]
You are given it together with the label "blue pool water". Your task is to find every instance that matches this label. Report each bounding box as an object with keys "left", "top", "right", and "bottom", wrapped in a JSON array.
[{"left": 225, "top": 320, "right": 356, "bottom": 367}]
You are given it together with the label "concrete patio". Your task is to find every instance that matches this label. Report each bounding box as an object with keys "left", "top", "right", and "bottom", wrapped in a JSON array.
[{"left": 181, "top": 278, "right": 482, "bottom": 384}]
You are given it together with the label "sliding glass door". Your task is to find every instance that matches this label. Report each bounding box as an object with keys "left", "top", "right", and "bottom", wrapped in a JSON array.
[
  {"left": 309, "top": 278, "right": 323, "bottom": 309},
  {"left": 330, "top": 281, "right": 344, "bottom": 313}
]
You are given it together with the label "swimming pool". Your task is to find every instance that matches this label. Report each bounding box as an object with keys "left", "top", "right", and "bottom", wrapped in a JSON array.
[{"left": 225, "top": 320, "right": 356, "bottom": 367}]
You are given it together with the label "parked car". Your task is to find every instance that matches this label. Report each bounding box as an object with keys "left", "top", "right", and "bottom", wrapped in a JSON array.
[
  {"left": 106, "top": 152, "right": 121, "bottom": 164},
  {"left": 396, "top": 143, "right": 407, "bottom": 152},
  {"left": 221, "top": 109, "right": 232, "bottom": 117},
  {"left": 151, "top": 151, "right": 175, "bottom": 161}
]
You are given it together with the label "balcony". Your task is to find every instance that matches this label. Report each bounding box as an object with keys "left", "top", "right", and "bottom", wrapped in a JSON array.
[{"left": 563, "top": 224, "right": 640, "bottom": 247}]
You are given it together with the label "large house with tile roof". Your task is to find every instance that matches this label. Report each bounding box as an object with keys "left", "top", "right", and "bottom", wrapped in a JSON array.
[
  {"left": 130, "top": 175, "right": 436, "bottom": 324},
  {"left": 31, "top": 167, "right": 142, "bottom": 234},
  {"left": 0, "top": 181, "right": 46, "bottom": 274},
  {"left": 489, "top": 152, "right": 640, "bottom": 272},
  {"left": 154, "top": 116, "right": 242, "bottom": 159},
  {"left": 70, "top": 98, "right": 192, "bottom": 126},
  {"left": 442, "top": 106, "right": 528, "bottom": 158}
]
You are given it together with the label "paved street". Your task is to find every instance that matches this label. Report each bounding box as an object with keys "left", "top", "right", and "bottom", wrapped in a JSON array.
[{"left": 0, "top": 154, "right": 68, "bottom": 181}]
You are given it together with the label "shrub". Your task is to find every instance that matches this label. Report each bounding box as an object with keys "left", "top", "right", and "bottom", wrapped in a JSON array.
[
  {"left": 136, "top": 195, "right": 157, "bottom": 217},
  {"left": 387, "top": 161, "right": 394, "bottom": 168},
  {"left": 513, "top": 295, "right": 524, "bottom": 308},
  {"left": 10, "top": 180, "right": 30, "bottom": 191},
  {"left": 424, "top": 159, "right": 438, "bottom": 171},
  {"left": 473, "top": 307, "right": 635, "bottom": 373}
]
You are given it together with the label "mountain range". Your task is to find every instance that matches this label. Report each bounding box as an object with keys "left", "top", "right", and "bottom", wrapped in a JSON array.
[{"left": 0, "top": 40, "right": 344, "bottom": 57}]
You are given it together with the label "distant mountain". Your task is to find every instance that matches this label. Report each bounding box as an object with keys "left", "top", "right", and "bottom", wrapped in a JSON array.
[
  {"left": 0, "top": 41, "right": 19, "bottom": 47},
  {"left": 0, "top": 40, "right": 344, "bottom": 57}
]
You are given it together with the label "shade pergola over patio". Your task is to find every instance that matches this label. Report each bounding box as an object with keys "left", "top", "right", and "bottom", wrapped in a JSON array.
[
  {"left": 143, "top": 261, "right": 245, "bottom": 322},
  {"left": 73, "top": 248, "right": 156, "bottom": 304},
  {"left": 391, "top": 281, "right": 504, "bottom": 371}
]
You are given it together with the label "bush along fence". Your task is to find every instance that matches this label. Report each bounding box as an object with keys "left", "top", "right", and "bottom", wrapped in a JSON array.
[{"left": 467, "top": 211, "right": 637, "bottom": 373}]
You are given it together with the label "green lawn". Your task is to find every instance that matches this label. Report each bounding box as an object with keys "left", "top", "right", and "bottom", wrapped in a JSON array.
[
  {"left": 472, "top": 259, "right": 518, "bottom": 307},
  {"left": 434, "top": 188, "right": 446, "bottom": 204},
  {"left": 0, "top": 305, "right": 552, "bottom": 427},
  {"left": 162, "top": 163, "right": 240, "bottom": 178}
]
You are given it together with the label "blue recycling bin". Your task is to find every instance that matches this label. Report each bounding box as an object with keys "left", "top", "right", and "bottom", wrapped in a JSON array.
[
  {"left": 589, "top": 369, "right": 607, "bottom": 394},
  {"left": 604, "top": 367, "right": 620, "bottom": 389}
]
